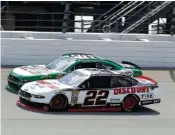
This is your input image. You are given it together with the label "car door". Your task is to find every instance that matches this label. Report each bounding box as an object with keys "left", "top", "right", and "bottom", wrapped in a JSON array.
[{"left": 77, "top": 76, "right": 114, "bottom": 107}]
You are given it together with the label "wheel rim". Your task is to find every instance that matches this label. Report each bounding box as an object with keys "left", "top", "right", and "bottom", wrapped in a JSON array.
[
  {"left": 124, "top": 97, "right": 137, "bottom": 110},
  {"left": 52, "top": 97, "right": 64, "bottom": 109}
]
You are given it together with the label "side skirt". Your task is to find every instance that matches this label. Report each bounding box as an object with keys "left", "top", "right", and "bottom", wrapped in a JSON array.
[{"left": 68, "top": 103, "right": 122, "bottom": 112}]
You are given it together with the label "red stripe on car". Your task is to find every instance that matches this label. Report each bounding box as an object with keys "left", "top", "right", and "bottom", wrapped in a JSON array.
[
  {"left": 137, "top": 75, "right": 158, "bottom": 85},
  {"left": 16, "top": 100, "right": 49, "bottom": 112}
]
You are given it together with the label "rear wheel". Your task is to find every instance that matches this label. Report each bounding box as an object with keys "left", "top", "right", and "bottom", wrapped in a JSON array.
[
  {"left": 122, "top": 95, "right": 139, "bottom": 112},
  {"left": 50, "top": 95, "right": 68, "bottom": 111}
]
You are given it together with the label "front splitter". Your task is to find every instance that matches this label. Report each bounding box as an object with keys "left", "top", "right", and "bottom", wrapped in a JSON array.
[{"left": 16, "top": 100, "right": 49, "bottom": 112}]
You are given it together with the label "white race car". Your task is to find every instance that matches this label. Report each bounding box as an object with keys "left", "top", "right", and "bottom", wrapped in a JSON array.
[{"left": 17, "top": 68, "right": 161, "bottom": 112}]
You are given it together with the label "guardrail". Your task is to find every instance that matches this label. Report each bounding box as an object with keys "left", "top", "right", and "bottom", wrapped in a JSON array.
[{"left": 1, "top": 31, "right": 175, "bottom": 41}]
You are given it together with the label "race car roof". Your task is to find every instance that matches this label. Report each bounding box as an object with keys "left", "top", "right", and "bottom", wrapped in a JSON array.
[
  {"left": 76, "top": 68, "right": 121, "bottom": 77},
  {"left": 62, "top": 53, "right": 103, "bottom": 60}
]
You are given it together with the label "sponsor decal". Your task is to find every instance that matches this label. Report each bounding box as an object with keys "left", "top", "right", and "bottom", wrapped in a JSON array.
[
  {"left": 114, "top": 86, "right": 150, "bottom": 95},
  {"left": 110, "top": 98, "right": 120, "bottom": 103},
  {"left": 37, "top": 80, "right": 59, "bottom": 89},
  {"left": 40, "top": 75, "right": 52, "bottom": 79},
  {"left": 153, "top": 99, "right": 161, "bottom": 103},
  {"left": 141, "top": 99, "right": 160, "bottom": 105},
  {"left": 141, "top": 93, "right": 154, "bottom": 99},
  {"left": 21, "top": 65, "right": 50, "bottom": 75},
  {"left": 71, "top": 90, "right": 80, "bottom": 105},
  {"left": 21, "top": 66, "right": 38, "bottom": 74},
  {"left": 109, "top": 103, "right": 120, "bottom": 107},
  {"left": 141, "top": 100, "right": 152, "bottom": 104}
]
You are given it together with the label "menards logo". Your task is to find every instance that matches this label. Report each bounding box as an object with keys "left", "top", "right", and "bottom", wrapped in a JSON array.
[{"left": 114, "top": 86, "right": 150, "bottom": 95}]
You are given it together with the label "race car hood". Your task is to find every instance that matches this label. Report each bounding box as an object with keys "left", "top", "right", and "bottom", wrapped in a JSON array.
[
  {"left": 21, "top": 79, "right": 73, "bottom": 94},
  {"left": 12, "top": 65, "right": 59, "bottom": 77}
]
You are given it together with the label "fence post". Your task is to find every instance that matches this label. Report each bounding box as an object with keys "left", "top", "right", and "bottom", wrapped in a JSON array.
[
  {"left": 62, "top": 2, "right": 72, "bottom": 33},
  {"left": 81, "top": 13, "right": 83, "bottom": 33},
  {"left": 171, "top": 2, "right": 175, "bottom": 36}
]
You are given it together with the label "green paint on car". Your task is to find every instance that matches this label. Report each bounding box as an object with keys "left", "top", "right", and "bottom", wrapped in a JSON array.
[{"left": 6, "top": 53, "right": 142, "bottom": 93}]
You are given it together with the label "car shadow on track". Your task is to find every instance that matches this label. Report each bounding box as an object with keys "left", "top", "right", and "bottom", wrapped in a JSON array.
[{"left": 31, "top": 106, "right": 160, "bottom": 116}]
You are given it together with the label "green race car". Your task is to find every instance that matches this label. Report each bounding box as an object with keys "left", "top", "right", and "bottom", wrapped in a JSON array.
[{"left": 6, "top": 53, "right": 142, "bottom": 93}]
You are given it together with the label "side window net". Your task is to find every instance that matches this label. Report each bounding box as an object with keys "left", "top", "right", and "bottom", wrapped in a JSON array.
[
  {"left": 75, "top": 63, "right": 97, "bottom": 69},
  {"left": 91, "top": 76, "right": 111, "bottom": 88},
  {"left": 79, "top": 76, "right": 112, "bottom": 89},
  {"left": 97, "top": 63, "right": 115, "bottom": 70},
  {"left": 112, "top": 76, "right": 132, "bottom": 87}
]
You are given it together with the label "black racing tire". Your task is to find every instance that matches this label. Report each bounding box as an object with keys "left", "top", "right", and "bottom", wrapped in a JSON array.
[
  {"left": 50, "top": 95, "right": 68, "bottom": 111},
  {"left": 122, "top": 95, "right": 139, "bottom": 112}
]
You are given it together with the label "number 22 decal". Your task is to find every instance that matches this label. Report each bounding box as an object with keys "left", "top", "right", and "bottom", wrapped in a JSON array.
[{"left": 83, "top": 90, "right": 109, "bottom": 106}]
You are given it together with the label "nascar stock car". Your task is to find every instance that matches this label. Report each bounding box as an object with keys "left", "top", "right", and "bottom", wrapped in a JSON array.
[
  {"left": 16, "top": 68, "right": 161, "bottom": 112},
  {"left": 6, "top": 53, "right": 142, "bottom": 93}
]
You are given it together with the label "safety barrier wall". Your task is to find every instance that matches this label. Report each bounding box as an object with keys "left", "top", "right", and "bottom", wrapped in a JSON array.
[
  {"left": 1, "top": 31, "right": 175, "bottom": 41},
  {"left": 1, "top": 38, "right": 175, "bottom": 68}
]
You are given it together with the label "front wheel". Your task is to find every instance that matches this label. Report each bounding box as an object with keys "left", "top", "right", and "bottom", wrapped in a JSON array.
[
  {"left": 50, "top": 95, "right": 68, "bottom": 111},
  {"left": 122, "top": 95, "right": 139, "bottom": 112}
]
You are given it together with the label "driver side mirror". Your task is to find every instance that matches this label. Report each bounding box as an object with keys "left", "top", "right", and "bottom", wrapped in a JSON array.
[{"left": 80, "top": 84, "right": 86, "bottom": 89}]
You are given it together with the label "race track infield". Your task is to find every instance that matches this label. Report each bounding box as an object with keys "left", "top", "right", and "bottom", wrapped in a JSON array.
[{"left": 1, "top": 67, "right": 175, "bottom": 135}]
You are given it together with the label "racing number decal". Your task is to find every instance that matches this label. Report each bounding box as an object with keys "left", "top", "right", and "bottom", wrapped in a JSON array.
[
  {"left": 83, "top": 90, "right": 109, "bottom": 106},
  {"left": 96, "top": 90, "right": 109, "bottom": 105},
  {"left": 83, "top": 91, "right": 97, "bottom": 105}
]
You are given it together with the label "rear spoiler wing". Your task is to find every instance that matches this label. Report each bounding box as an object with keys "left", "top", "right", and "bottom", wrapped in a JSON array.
[{"left": 121, "top": 61, "right": 141, "bottom": 70}]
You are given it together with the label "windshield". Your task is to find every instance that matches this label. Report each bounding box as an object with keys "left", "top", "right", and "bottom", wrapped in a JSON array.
[
  {"left": 59, "top": 70, "right": 89, "bottom": 87},
  {"left": 46, "top": 57, "right": 75, "bottom": 71}
]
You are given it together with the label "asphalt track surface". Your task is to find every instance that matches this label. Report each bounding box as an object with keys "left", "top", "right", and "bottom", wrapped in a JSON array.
[{"left": 1, "top": 67, "right": 175, "bottom": 135}]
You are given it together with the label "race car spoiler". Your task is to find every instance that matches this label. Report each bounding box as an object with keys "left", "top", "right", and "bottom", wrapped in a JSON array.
[{"left": 121, "top": 61, "right": 141, "bottom": 70}]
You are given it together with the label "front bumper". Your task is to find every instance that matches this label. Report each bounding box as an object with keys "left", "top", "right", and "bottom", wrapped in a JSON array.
[
  {"left": 6, "top": 75, "right": 26, "bottom": 93},
  {"left": 5, "top": 84, "right": 20, "bottom": 94},
  {"left": 16, "top": 98, "right": 49, "bottom": 112},
  {"left": 18, "top": 89, "right": 53, "bottom": 104}
]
